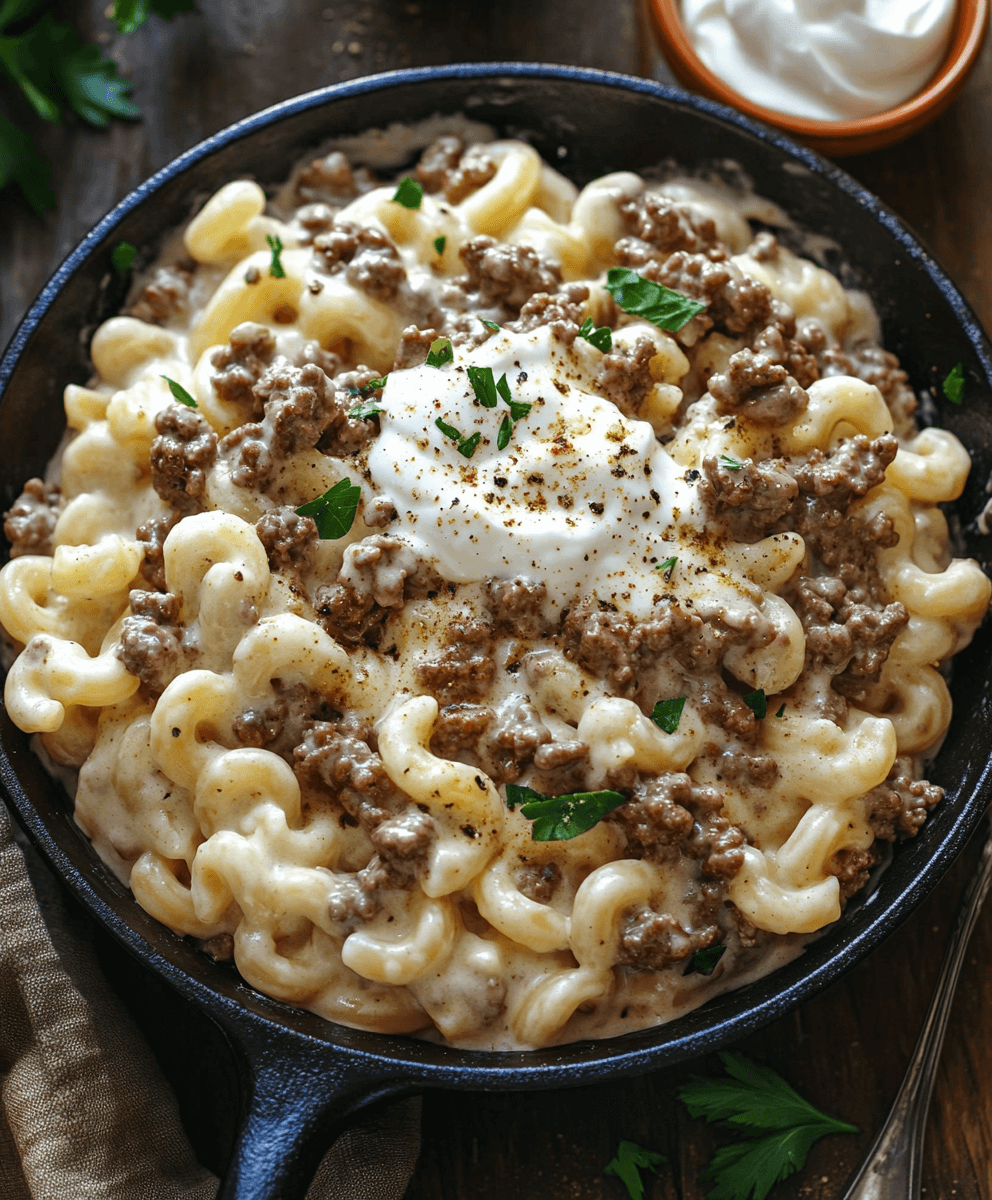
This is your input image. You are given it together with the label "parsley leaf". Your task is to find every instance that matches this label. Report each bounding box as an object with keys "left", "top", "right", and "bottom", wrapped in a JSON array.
[
  {"left": 497, "top": 415, "right": 512, "bottom": 450},
  {"left": 578, "top": 316, "right": 613, "bottom": 353},
  {"left": 656, "top": 555, "right": 677, "bottom": 578},
  {"left": 506, "top": 783, "right": 626, "bottom": 842},
  {"left": 650, "top": 696, "right": 686, "bottom": 734},
  {"left": 604, "top": 1141, "right": 666, "bottom": 1200},
  {"left": 111, "top": 241, "right": 137, "bottom": 272},
  {"left": 392, "top": 176, "right": 423, "bottom": 209},
  {"left": 0, "top": 110, "right": 53, "bottom": 215},
  {"left": 683, "top": 944, "right": 726, "bottom": 976},
  {"left": 720, "top": 455, "right": 743, "bottom": 470},
  {"left": 943, "top": 362, "right": 965, "bottom": 405},
  {"left": 114, "top": 0, "right": 196, "bottom": 35},
  {"left": 743, "top": 689, "right": 767, "bottom": 719},
  {"left": 266, "top": 234, "right": 285, "bottom": 278},
  {"left": 480, "top": 318, "right": 500, "bottom": 331},
  {"left": 605, "top": 267, "right": 706, "bottom": 332},
  {"left": 425, "top": 337, "right": 453, "bottom": 367},
  {"left": 433, "top": 234, "right": 446, "bottom": 255},
  {"left": 349, "top": 400, "right": 384, "bottom": 420},
  {"left": 467, "top": 364, "right": 499, "bottom": 409},
  {"left": 348, "top": 376, "right": 387, "bottom": 398},
  {"left": 295, "top": 477, "right": 361, "bottom": 539},
  {"left": 435, "top": 417, "right": 481, "bottom": 459},
  {"left": 679, "top": 1054, "right": 857, "bottom": 1200},
  {"left": 161, "top": 375, "right": 196, "bottom": 407},
  {"left": 774, "top": 703, "right": 786, "bottom": 718}
]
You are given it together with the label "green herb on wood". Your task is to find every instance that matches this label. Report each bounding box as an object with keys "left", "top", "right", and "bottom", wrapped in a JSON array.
[
  {"left": 679, "top": 1053, "right": 857, "bottom": 1200},
  {"left": 604, "top": 1141, "right": 666, "bottom": 1200}
]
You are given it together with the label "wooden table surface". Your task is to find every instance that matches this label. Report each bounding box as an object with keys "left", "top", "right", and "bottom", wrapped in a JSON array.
[{"left": 3, "top": 3, "right": 992, "bottom": 1198}]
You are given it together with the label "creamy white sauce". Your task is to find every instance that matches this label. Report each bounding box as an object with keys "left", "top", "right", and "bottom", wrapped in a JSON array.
[
  {"left": 680, "top": 0, "right": 956, "bottom": 121},
  {"left": 368, "top": 326, "right": 696, "bottom": 618}
]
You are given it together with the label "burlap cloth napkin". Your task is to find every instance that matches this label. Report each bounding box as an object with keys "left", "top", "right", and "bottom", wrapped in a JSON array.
[{"left": 0, "top": 802, "right": 421, "bottom": 1200}]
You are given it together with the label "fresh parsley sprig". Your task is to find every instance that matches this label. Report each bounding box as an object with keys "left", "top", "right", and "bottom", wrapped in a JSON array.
[
  {"left": 1, "top": 1, "right": 193, "bottom": 214},
  {"left": 605, "top": 268, "right": 705, "bottom": 333},
  {"left": 433, "top": 234, "right": 446, "bottom": 255},
  {"left": 347, "top": 376, "right": 387, "bottom": 418},
  {"left": 435, "top": 417, "right": 481, "bottom": 459},
  {"left": 266, "top": 234, "right": 286, "bottom": 278},
  {"left": 295, "top": 477, "right": 361, "bottom": 539},
  {"left": 392, "top": 176, "right": 423, "bottom": 209},
  {"left": 683, "top": 944, "right": 726, "bottom": 976},
  {"left": 679, "top": 1053, "right": 857, "bottom": 1200},
  {"left": 113, "top": 0, "right": 196, "bottom": 34},
  {"left": 578, "top": 315, "right": 613, "bottom": 353},
  {"left": 161, "top": 375, "right": 197, "bottom": 407},
  {"left": 506, "top": 783, "right": 626, "bottom": 841},
  {"left": 656, "top": 555, "right": 677, "bottom": 579},
  {"left": 943, "top": 362, "right": 965, "bottom": 405},
  {"left": 605, "top": 1141, "right": 666, "bottom": 1200},
  {"left": 425, "top": 337, "right": 453, "bottom": 368},
  {"left": 743, "top": 689, "right": 767, "bottom": 719},
  {"left": 650, "top": 696, "right": 686, "bottom": 734}
]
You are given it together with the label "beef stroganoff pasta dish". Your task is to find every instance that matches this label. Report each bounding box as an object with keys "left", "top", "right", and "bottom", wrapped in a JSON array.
[{"left": 2, "top": 123, "right": 988, "bottom": 1049}]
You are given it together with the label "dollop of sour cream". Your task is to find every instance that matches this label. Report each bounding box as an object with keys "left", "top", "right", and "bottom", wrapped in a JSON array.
[
  {"left": 367, "top": 326, "right": 696, "bottom": 618},
  {"left": 680, "top": 0, "right": 956, "bottom": 122}
]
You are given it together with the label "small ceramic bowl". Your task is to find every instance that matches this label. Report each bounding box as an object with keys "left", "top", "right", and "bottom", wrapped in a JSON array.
[{"left": 649, "top": 0, "right": 989, "bottom": 156}]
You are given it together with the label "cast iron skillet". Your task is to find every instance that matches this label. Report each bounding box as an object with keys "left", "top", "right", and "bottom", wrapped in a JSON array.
[{"left": 2, "top": 64, "right": 992, "bottom": 1200}]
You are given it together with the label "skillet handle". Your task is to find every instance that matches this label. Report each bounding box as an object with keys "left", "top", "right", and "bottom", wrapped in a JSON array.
[{"left": 216, "top": 1020, "right": 415, "bottom": 1200}]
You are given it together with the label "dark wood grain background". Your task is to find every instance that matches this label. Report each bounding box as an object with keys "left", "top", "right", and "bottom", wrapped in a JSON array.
[{"left": 3, "top": 3, "right": 992, "bottom": 1197}]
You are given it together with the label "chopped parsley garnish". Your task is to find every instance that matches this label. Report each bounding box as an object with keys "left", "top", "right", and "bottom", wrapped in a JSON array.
[
  {"left": 435, "top": 417, "right": 481, "bottom": 459},
  {"left": 497, "top": 372, "right": 531, "bottom": 421},
  {"left": 266, "top": 234, "right": 285, "bottom": 278},
  {"left": 114, "top": 0, "right": 196, "bottom": 35},
  {"left": 656, "top": 555, "right": 677, "bottom": 579},
  {"left": 480, "top": 318, "right": 501, "bottom": 331},
  {"left": 295, "top": 477, "right": 361, "bottom": 539},
  {"left": 720, "top": 454, "right": 744, "bottom": 470},
  {"left": 497, "top": 415, "right": 512, "bottom": 450},
  {"left": 578, "top": 316, "right": 613, "bottom": 353},
  {"left": 650, "top": 696, "right": 686, "bottom": 734},
  {"left": 433, "top": 235, "right": 446, "bottom": 255},
  {"left": 161, "top": 376, "right": 196, "bottom": 407},
  {"left": 604, "top": 1141, "right": 666, "bottom": 1200},
  {"left": 467, "top": 364, "right": 500, "bottom": 408},
  {"left": 506, "top": 783, "right": 626, "bottom": 842},
  {"left": 111, "top": 241, "right": 137, "bottom": 273},
  {"left": 349, "top": 400, "right": 384, "bottom": 420},
  {"left": 683, "top": 944, "right": 726, "bottom": 976},
  {"left": 679, "top": 1052, "right": 857, "bottom": 1200},
  {"left": 348, "top": 376, "right": 387, "bottom": 399},
  {"left": 743, "top": 689, "right": 767, "bottom": 719},
  {"left": 425, "top": 337, "right": 453, "bottom": 367},
  {"left": 775, "top": 703, "right": 786, "bottom": 718},
  {"left": 604, "top": 267, "right": 706, "bottom": 332},
  {"left": 943, "top": 362, "right": 965, "bottom": 405},
  {"left": 392, "top": 176, "right": 423, "bottom": 209}
]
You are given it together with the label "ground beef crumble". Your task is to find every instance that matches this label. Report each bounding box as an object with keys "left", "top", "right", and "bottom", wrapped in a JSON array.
[
  {"left": 210, "top": 322, "right": 277, "bottom": 420},
  {"left": 254, "top": 507, "right": 317, "bottom": 575},
  {"left": 594, "top": 336, "right": 658, "bottom": 418},
  {"left": 416, "top": 617, "right": 496, "bottom": 704},
  {"left": 415, "top": 136, "right": 497, "bottom": 203},
  {"left": 312, "top": 221, "right": 406, "bottom": 302},
  {"left": 863, "top": 758, "right": 943, "bottom": 841},
  {"left": 510, "top": 283, "right": 590, "bottom": 345},
  {"left": 117, "top": 590, "right": 191, "bottom": 696},
  {"left": 4, "top": 479, "right": 62, "bottom": 557},
  {"left": 458, "top": 236, "right": 562, "bottom": 313},
  {"left": 150, "top": 404, "right": 218, "bottom": 513},
  {"left": 129, "top": 263, "right": 194, "bottom": 325}
]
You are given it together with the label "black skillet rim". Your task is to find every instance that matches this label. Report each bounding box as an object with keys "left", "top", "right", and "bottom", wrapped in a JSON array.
[{"left": 2, "top": 61, "right": 991, "bottom": 1090}]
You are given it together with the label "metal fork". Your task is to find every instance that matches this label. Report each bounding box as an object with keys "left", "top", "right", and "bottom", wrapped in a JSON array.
[{"left": 839, "top": 821, "right": 992, "bottom": 1200}]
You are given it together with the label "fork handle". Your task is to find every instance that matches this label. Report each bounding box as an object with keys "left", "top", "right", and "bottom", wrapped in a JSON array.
[{"left": 839, "top": 823, "right": 992, "bottom": 1200}]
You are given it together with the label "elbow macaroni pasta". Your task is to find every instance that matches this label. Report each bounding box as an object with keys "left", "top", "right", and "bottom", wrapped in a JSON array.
[{"left": 1, "top": 123, "right": 987, "bottom": 1049}]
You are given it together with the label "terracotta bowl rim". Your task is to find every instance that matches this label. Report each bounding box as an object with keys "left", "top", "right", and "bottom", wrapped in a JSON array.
[{"left": 650, "top": 0, "right": 989, "bottom": 139}]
